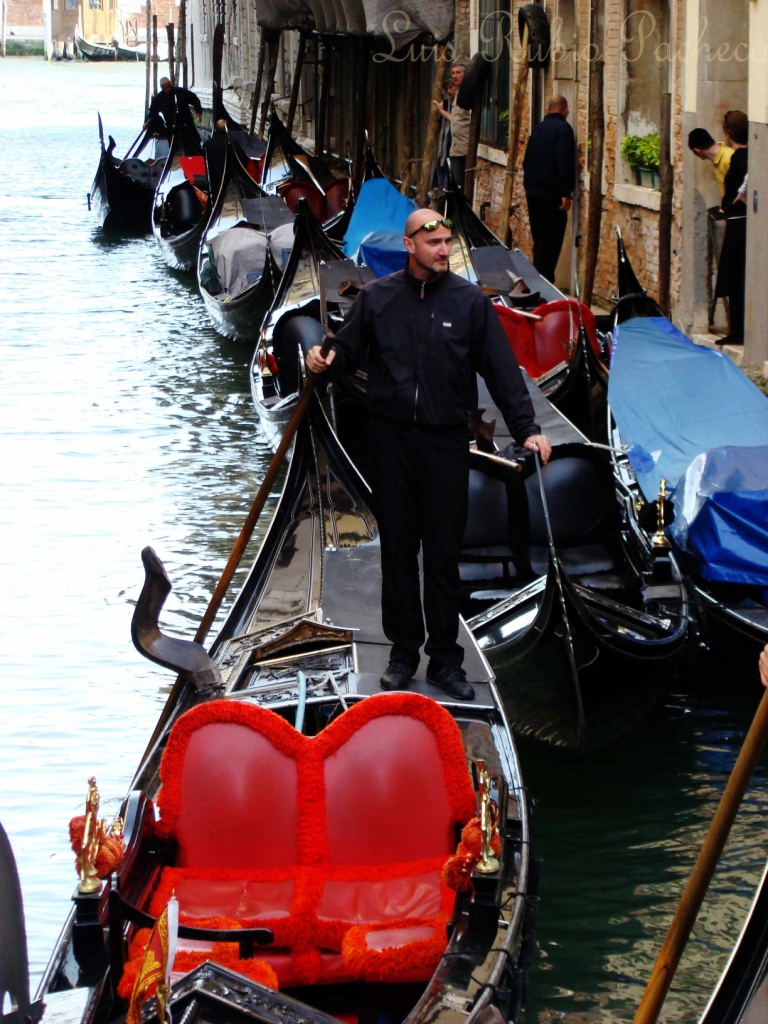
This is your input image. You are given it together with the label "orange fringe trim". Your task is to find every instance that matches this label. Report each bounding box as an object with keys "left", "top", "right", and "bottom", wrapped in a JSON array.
[
  {"left": 69, "top": 816, "right": 124, "bottom": 878},
  {"left": 117, "top": 931, "right": 278, "bottom": 1000},
  {"left": 341, "top": 915, "right": 447, "bottom": 982},
  {"left": 442, "top": 817, "right": 502, "bottom": 894}
]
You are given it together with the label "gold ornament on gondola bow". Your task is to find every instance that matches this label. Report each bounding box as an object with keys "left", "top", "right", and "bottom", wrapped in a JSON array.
[
  {"left": 442, "top": 761, "right": 502, "bottom": 892},
  {"left": 69, "top": 777, "right": 125, "bottom": 893}
]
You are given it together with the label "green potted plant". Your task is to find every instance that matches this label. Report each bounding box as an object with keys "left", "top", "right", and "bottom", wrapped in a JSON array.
[{"left": 621, "top": 132, "right": 660, "bottom": 188}]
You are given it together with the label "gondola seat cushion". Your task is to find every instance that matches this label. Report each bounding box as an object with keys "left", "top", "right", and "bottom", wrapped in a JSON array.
[
  {"left": 180, "top": 156, "right": 206, "bottom": 186},
  {"left": 141, "top": 693, "right": 476, "bottom": 988},
  {"left": 280, "top": 180, "right": 327, "bottom": 222},
  {"left": 495, "top": 305, "right": 543, "bottom": 378}
]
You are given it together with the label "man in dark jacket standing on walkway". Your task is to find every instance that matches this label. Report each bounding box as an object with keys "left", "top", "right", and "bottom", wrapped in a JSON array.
[
  {"left": 523, "top": 95, "right": 575, "bottom": 283},
  {"left": 307, "top": 209, "right": 551, "bottom": 701}
]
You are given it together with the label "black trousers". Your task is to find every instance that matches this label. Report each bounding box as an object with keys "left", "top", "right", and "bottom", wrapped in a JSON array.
[
  {"left": 526, "top": 194, "right": 568, "bottom": 283},
  {"left": 366, "top": 416, "right": 470, "bottom": 670}
]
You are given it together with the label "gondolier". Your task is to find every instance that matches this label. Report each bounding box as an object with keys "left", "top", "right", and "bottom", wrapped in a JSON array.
[
  {"left": 307, "top": 208, "right": 551, "bottom": 701},
  {"left": 145, "top": 78, "right": 203, "bottom": 135}
]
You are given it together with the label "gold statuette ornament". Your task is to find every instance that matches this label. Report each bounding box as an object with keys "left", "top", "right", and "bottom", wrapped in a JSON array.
[
  {"left": 474, "top": 761, "right": 501, "bottom": 874},
  {"left": 69, "top": 777, "right": 125, "bottom": 892}
]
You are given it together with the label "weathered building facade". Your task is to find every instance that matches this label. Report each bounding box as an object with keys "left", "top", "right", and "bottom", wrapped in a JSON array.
[{"left": 173, "top": 0, "right": 767, "bottom": 366}]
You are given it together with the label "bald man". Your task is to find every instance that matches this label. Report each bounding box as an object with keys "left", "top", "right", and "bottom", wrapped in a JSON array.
[
  {"left": 307, "top": 208, "right": 551, "bottom": 701},
  {"left": 523, "top": 95, "right": 576, "bottom": 283},
  {"left": 144, "top": 77, "right": 202, "bottom": 135}
]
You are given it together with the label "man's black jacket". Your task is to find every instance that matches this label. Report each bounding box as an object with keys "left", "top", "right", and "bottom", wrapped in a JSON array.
[
  {"left": 330, "top": 267, "right": 540, "bottom": 443},
  {"left": 523, "top": 112, "right": 575, "bottom": 200},
  {"left": 147, "top": 86, "right": 202, "bottom": 129}
]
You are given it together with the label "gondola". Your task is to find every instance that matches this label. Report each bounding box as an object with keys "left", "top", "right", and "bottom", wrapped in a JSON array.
[
  {"left": 151, "top": 123, "right": 208, "bottom": 271},
  {"left": 698, "top": 855, "right": 768, "bottom": 1023},
  {"left": 458, "top": 372, "right": 689, "bottom": 755},
  {"left": 90, "top": 115, "right": 171, "bottom": 232},
  {"left": 255, "top": 333, "right": 688, "bottom": 754},
  {"left": 197, "top": 135, "right": 293, "bottom": 341},
  {"left": 607, "top": 229, "right": 768, "bottom": 679},
  {"left": 152, "top": 125, "right": 263, "bottom": 273},
  {"left": 28, "top": 396, "right": 536, "bottom": 1024},
  {"left": 249, "top": 200, "right": 372, "bottom": 449},
  {"left": 74, "top": 27, "right": 117, "bottom": 60},
  {"left": 445, "top": 188, "right": 609, "bottom": 439}
]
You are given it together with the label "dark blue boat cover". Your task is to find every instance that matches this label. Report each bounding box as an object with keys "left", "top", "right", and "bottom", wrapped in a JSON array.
[
  {"left": 357, "top": 230, "right": 408, "bottom": 278},
  {"left": 609, "top": 316, "right": 768, "bottom": 584},
  {"left": 342, "top": 177, "right": 416, "bottom": 264}
]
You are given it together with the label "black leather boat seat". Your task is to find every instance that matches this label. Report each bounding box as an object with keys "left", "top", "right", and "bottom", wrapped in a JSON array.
[
  {"left": 460, "top": 456, "right": 618, "bottom": 585},
  {"left": 119, "top": 158, "right": 165, "bottom": 188}
]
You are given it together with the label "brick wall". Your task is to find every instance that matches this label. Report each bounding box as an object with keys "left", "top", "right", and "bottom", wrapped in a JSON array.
[
  {"left": 7, "top": 0, "right": 43, "bottom": 30},
  {"left": 472, "top": 0, "right": 686, "bottom": 312}
]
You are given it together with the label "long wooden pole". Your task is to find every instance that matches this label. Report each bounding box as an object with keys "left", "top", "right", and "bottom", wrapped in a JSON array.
[
  {"left": 194, "top": 354, "right": 332, "bottom": 645},
  {"left": 418, "top": 42, "right": 448, "bottom": 206},
  {"left": 658, "top": 92, "right": 673, "bottom": 316},
  {"left": 152, "top": 14, "right": 158, "bottom": 95},
  {"left": 583, "top": 57, "right": 604, "bottom": 307},
  {"left": 144, "top": 0, "right": 151, "bottom": 116},
  {"left": 178, "top": 0, "right": 187, "bottom": 87},
  {"left": 136, "top": 331, "right": 337, "bottom": 770},
  {"left": 633, "top": 685, "right": 768, "bottom": 1024},
  {"left": 258, "top": 31, "right": 279, "bottom": 140},
  {"left": 400, "top": 58, "right": 415, "bottom": 195},
  {"left": 249, "top": 36, "right": 266, "bottom": 137},
  {"left": 500, "top": 23, "right": 529, "bottom": 246},
  {"left": 315, "top": 39, "right": 331, "bottom": 157},
  {"left": 166, "top": 22, "right": 175, "bottom": 84},
  {"left": 286, "top": 31, "right": 307, "bottom": 135}
]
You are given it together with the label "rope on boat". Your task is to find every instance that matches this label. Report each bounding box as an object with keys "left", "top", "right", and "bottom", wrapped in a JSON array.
[{"left": 326, "top": 670, "right": 349, "bottom": 711}]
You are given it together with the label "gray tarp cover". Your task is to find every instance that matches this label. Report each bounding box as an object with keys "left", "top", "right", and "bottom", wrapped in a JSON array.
[
  {"left": 253, "top": 0, "right": 453, "bottom": 42},
  {"left": 210, "top": 227, "right": 268, "bottom": 296},
  {"left": 268, "top": 222, "right": 297, "bottom": 269}
]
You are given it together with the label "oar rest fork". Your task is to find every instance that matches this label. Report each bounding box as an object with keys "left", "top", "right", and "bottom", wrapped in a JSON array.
[{"left": 117, "top": 694, "right": 478, "bottom": 991}]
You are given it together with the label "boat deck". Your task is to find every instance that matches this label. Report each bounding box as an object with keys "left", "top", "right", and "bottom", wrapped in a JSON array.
[{"left": 321, "top": 538, "right": 496, "bottom": 709}]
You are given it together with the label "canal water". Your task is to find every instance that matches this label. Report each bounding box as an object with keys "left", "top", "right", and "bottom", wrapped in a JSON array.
[{"left": 0, "top": 56, "right": 765, "bottom": 1024}]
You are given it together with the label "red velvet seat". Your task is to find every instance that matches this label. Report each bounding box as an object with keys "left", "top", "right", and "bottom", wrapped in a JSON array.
[
  {"left": 531, "top": 299, "right": 600, "bottom": 374},
  {"left": 124, "top": 693, "right": 476, "bottom": 990},
  {"left": 323, "top": 178, "right": 350, "bottom": 218},
  {"left": 280, "top": 180, "right": 328, "bottom": 221},
  {"left": 495, "top": 304, "right": 544, "bottom": 378},
  {"left": 179, "top": 156, "right": 206, "bottom": 186}
]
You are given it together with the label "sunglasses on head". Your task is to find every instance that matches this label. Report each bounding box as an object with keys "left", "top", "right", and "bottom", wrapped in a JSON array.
[{"left": 407, "top": 217, "right": 452, "bottom": 238}]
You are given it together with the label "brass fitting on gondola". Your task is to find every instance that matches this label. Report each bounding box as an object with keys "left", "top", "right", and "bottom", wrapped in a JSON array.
[
  {"left": 652, "top": 478, "right": 670, "bottom": 548},
  {"left": 474, "top": 761, "right": 500, "bottom": 874}
]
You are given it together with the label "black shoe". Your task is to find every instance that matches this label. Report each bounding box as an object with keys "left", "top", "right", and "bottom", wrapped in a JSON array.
[
  {"left": 380, "top": 661, "right": 416, "bottom": 691},
  {"left": 426, "top": 664, "right": 475, "bottom": 701},
  {"left": 716, "top": 335, "right": 744, "bottom": 346}
]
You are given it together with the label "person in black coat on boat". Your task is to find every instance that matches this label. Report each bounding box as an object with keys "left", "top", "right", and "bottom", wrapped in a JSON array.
[
  {"left": 306, "top": 209, "right": 552, "bottom": 702},
  {"left": 145, "top": 77, "right": 203, "bottom": 135}
]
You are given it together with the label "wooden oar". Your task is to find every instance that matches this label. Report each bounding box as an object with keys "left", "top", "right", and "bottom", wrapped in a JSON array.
[
  {"left": 194, "top": 336, "right": 334, "bottom": 646},
  {"left": 633, "top": 683, "right": 768, "bottom": 1024},
  {"left": 135, "top": 330, "right": 335, "bottom": 773}
]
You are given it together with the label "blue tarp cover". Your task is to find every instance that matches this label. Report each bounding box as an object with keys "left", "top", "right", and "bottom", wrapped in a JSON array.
[
  {"left": 342, "top": 177, "right": 416, "bottom": 262},
  {"left": 358, "top": 230, "right": 407, "bottom": 278},
  {"left": 608, "top": 316, "right": 768, "bottom": 585}
]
